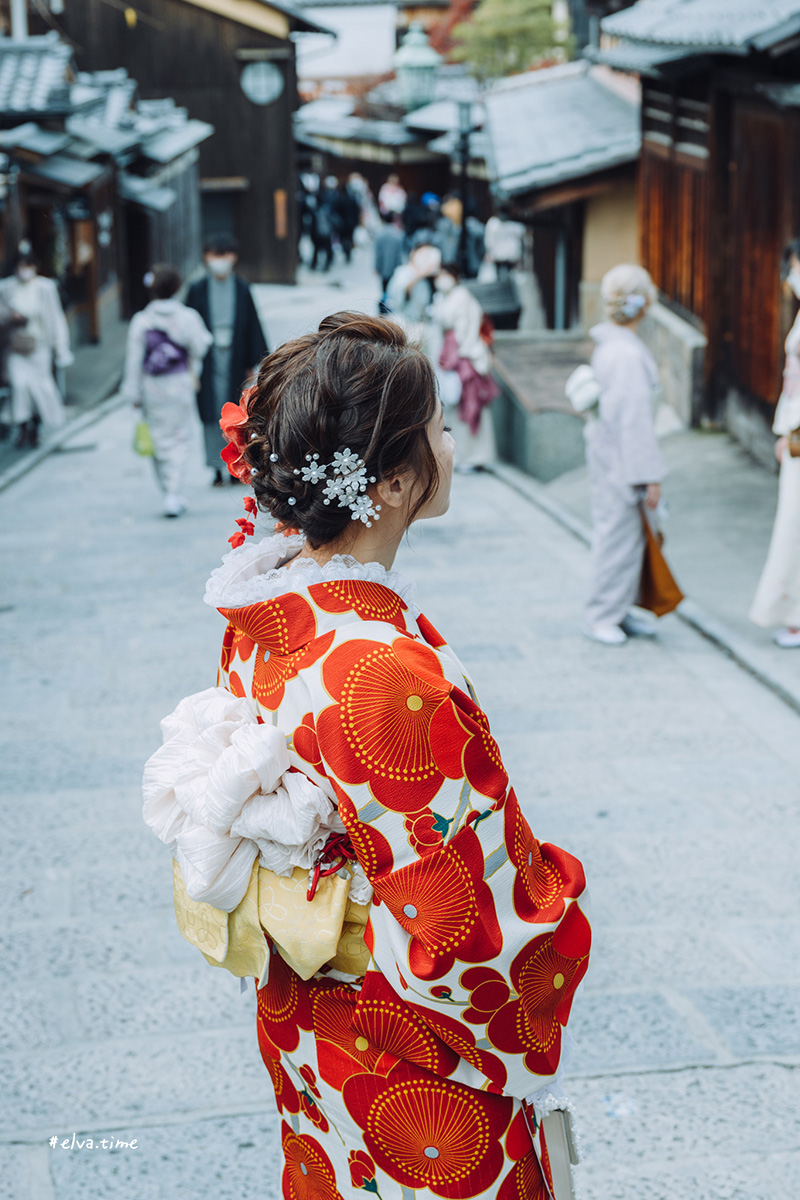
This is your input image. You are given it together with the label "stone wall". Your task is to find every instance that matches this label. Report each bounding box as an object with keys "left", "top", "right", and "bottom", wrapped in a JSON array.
[
  {"left": 491, "top": 378, "right": 586, "bottom": 482},
  {"left": 723, "top": 389, "right": 779, "bottom": 472},
  {"left": 638, "top": 302, "right": 707, "bottom": 428}
]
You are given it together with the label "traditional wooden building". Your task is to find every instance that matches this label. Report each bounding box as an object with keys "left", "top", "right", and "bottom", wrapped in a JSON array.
[
  {"left": 0, "top": 38, "right": 213, "bottom": 343},
  {"left": 483, "top": 61, "right": 641, "bottom": 331},
  {"left": 594, "top": 0, "right": 800, "bottom": 448},
  {"left": 45, "top": 0, "right": 329, "bottom": 284}
]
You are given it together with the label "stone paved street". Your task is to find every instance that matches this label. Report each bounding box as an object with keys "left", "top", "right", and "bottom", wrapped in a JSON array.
[{"left": 1, "top": 258, "right": 799, "bottom": 1199}]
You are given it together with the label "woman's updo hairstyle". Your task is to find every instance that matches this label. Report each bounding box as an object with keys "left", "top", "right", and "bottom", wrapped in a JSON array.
[
  {"left": 601, "top": 263, "right": 657, "bottom": 325},
  {"left": 243, "top": 312, "right": 439, "bottom": 548}
]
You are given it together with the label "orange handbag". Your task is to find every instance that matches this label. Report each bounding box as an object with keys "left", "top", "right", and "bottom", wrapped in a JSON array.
[{"left": 638, "top": 508, "right": 684, "bottom": 617}]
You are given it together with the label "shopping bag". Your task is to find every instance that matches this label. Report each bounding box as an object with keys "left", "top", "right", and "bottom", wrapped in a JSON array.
[
  {"left": 638, "top": 507, "right": 683, "bottom": 616},
  {"left": 133, "top": 419, "right": 154, "bottom": 457}
]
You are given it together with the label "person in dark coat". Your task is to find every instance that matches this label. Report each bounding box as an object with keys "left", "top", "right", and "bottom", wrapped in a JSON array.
[
  {"left": 374, "top": 211, "right": 406, "bottom": 313},
  {"left": 185, "top": 234, "right": 268, "bottom": 486}
]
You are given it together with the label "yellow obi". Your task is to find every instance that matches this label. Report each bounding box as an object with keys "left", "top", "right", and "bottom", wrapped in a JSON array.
[{"left": 172, "top": 858, "right": 371, "bottom": 982}]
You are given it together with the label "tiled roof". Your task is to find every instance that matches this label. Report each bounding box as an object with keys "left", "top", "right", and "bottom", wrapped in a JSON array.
[
  {"left": 484, "top": 62, "right": 640, "bottom": 197},
  {"left": 602, "top": 0, "right": 800, "bottom": 52},
  {"left": 404, "top": 100, "right": 484, "bottom": 134},
  {"left": 0, "top": 32, "right": 72, "bottom": 116},
  {"left": 0, "top": 52, "right": 214, "bottom": 202},
  {"left": 294, "top": 111, "right": 422, "bottom": 148}
]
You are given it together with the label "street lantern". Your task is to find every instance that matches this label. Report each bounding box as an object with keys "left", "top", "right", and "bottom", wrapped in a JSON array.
[{"left": 393, "top": 23, "right": 442, "bottom": 111}]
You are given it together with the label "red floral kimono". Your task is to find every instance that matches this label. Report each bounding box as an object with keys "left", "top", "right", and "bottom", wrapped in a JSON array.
[{"left": 203, "top": 534, "right": 589, "bottom": 1199}]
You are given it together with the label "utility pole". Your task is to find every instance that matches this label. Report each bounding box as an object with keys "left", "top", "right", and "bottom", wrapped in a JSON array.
[
  {"left": 11, "top": 0, "right": 29, "bottom": 39},
  {"left": 457, "top": 100, "right": 471, "bottom": 277}
]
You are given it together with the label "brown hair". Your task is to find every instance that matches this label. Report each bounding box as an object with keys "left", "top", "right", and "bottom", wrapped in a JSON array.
[
  {"left": 244, "top": 312, "right": 439, "bottom": 548},
  {"left": 149, "top": 264, "right": 182, "bottom": 300}
]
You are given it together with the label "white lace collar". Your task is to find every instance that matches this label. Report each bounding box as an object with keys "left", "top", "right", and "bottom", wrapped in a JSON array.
[{"left": 204, "top": 529, "right": 416, "bottom": 611}]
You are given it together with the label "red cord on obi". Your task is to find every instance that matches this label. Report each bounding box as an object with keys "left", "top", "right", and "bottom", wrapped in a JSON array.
[{"left": 307, "top": 831, "right": 357, "bottom": 901}]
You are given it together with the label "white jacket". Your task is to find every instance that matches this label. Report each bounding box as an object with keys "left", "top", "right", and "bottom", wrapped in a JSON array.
[
  {"left": 121, "top": 298, "right": 212, "bottom": 404},
  {"left": 0, "top": 274, "right": 73, "bottom": 367},
  {"left": 485, "top": 216, "right": 525, "bottom": 264},
  {"left": 585, "top": 322, "right": 664, "bottom": 492}
]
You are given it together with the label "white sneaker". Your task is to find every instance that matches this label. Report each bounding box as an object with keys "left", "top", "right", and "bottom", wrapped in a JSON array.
[
  {"left": 163, "top": 494, "right": 185, "bottom": 518},
  {"left": 622, "top": 611, "right": 658, "bottom": 638},
  {"left": 773, "top": 627, "right": 800, "bottom": 648},
  {"left": 583, "top": 624, "right": 627, "bottom": 646}
]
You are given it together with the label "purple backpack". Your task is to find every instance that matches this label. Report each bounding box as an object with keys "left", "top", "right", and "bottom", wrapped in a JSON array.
[{"left": 143, "top": 327, "right": 189, "bottom": 376}]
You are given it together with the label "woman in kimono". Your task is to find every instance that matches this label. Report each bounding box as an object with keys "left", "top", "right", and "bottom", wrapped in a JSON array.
[
  {"left": 584, "top": 264, "right": 664, "bottom": 645},
  {"left": 433, "top": 264, "right": 499, "bottom": 472},
  {"left": 750, "top": 239, "right": 800, "bottom": 646},
  {"left": 0, "top": 248, "right": 73, "bottom": 449},
  {"left": 121, "top": 265, "right": 212, "bottom": 518},
  {"left": 144, "top": 312, "right": 590, "bottom": 1199}
]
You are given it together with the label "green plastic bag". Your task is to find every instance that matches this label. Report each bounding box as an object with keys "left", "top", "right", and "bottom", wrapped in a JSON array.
[{"left": 133, "top": 419, "right": 154, "bottom": 457}]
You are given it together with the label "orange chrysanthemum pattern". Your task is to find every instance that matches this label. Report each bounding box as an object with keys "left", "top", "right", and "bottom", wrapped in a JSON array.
[
  {"left": 372, "top": 825, "right": 502, "bottom": 980},
  {"left": 257, "top": 949, "right": 314, "bottom": 1054},
  {"left": 343, "top": 1062, "right": 512, "bottom": 1199},
  {"left": 318, "top": 638, "right": 452, "bottom": 810},
  {"left": 462, "top": 901, "right": 591, "bottom": 1074},
  {"left": 281, "top": 1123, "right": 344, "bottom": 1200},
  {"left": 504, "top": 788, "right": 586, "bottom": 923},
  {"left": 352, "top": 971, "right": 459, "bottom": 1078},
  {"left": 309, "top": 579, "right": 408, "bottom": 631}
]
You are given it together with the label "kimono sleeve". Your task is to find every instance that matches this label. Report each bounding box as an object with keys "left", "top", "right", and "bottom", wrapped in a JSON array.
[
  {"left": 120, "top": 314, "right": 146, "bottom": 405},
  {"left": 307, "top": 627, "right": 590, "bottom": 1100}
]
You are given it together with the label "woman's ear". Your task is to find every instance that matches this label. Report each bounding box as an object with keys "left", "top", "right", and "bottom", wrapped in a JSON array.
[{"left": 375, "top": 471, "right": 413, "bottom": 511}]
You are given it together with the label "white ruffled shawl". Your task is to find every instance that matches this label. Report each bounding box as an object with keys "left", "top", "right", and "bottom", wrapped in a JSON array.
[{"left": 203, "top": 528, "right": 416, "bottom": 612}]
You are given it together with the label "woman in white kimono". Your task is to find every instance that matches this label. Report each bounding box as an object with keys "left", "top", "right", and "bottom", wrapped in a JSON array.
[
  {"left": 0, "top": 249, "right": 73, "bottom": 448},
  {"left": 432, "top": 264, "right": 499, "bottom": 471},
  {"left": 750, "top": 239, "right": 800, "bottom": 646},
  {"left": 121, "top": 265, "right": 212, "bottom": 518},
  {"left": 584, "top": 264, "right": 664, "bottom": 645}
]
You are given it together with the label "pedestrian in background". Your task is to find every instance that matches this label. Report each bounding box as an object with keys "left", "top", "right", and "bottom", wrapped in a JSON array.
[
  {"left": 750, "top": 237, "right": 800, "bottom": 647},
  {"left": 186, "top": 234, "right": 268, "bottom": 487},
  {"left": 385, "top": 240, "right": 441, "bottom": 337},
  {"left": 433, "top": 262, "right": 499, "bottom": 471},
  {"left": 377, "top": 171, "right": 406, "bottom": 216},
  {"left": 583, "top": 264, "right": 664, "bottom": 646},
  {"left": 374, "top": 210, "right": 406, "bottom": 313},
  {"left": 122, "top": 265, "right": 212, "bottom": 518},
  {"left": 485, "top": 204, "right": 526, "bottom": 279},
  {"left": 0, "top": 248, "right": 72, "bottom": 449},
  {"left": 309, "top": 181, "right": 337, "bottom": 273},
  {"left": 334, "top": 179, "right": 361, "bottom": 263}
]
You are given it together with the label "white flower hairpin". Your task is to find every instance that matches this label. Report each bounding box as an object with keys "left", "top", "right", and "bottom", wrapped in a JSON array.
[{"left": 290, "top": 449, "right": 381, "bottom": 526}]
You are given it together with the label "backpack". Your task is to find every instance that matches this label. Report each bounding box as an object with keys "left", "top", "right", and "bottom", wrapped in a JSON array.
[{"left": 143, "top": 327, "right": 189, "bottom": 377}]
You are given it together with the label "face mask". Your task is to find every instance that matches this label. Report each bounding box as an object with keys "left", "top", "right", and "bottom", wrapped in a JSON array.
[
  {"left": 17, "top": 267, "right": 35, "bottom": 282},
  {"left": 435, "top": 275, "right": 456, "bottom": 293},
  {"left": 207, "top": 257, "right": 233, "bottom": 279},
  {"left": 788, "top": 269, "right": 800, "bottom": 300}
]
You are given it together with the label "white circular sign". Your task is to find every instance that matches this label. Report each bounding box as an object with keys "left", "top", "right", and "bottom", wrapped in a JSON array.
[{"left": 240, "top": 62, "right": 284, "bottom": 106}]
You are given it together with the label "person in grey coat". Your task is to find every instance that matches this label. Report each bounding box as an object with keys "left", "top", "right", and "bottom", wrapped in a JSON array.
[
  {"left": 374, "top": 211, "right": 406, "bottom": 312},
  {"left": 185, "top": 234, "right": 268, "bottom": 486},
  {"left": 583, "top": 264, "right": 664, "bottom": 645}
]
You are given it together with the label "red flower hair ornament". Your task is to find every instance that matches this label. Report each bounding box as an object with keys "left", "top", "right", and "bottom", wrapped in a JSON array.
[
  {"left": 219, "top": 392, "right": 261, "bottom": 547},
  {"left": 219, "top": 390, "right": 254, "bottom": 483}
]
